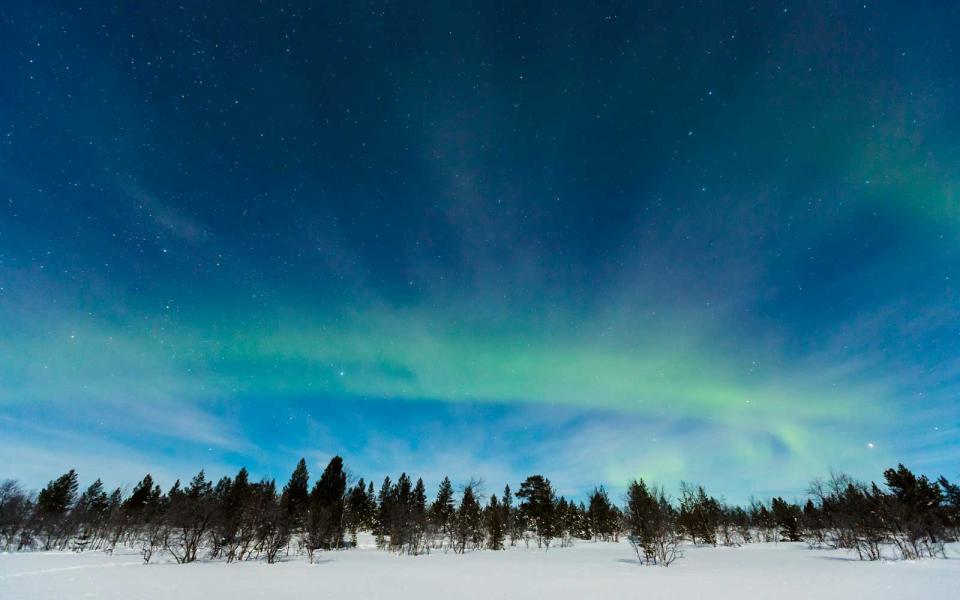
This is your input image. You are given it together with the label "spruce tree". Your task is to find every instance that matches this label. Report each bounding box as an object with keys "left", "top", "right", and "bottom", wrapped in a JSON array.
[
  {"left": 410, "top": 478, "right": 428, "bottom": 554},
  {"left": 588, "top": 486, "right": 617, "bottom": 542},
  {"left": 486, "top": 494, "right": 505, "bottom": 550},
  {"left": 516, "top": 475, "right": 556, "bottom": 548},
  {"left": 36, "top": 469, "right": 78, "bottom": 517},
  {"left": 771, "top": 497, "right": 803, "bottom": 542},
  {"left": 502, "top": 484, "right": 516, "bottom": 546},
  {"left": 454, "top": 482, "right": 483, "bottom": 553},
  {"left": 306, "top": 456, "right": 347, "bottom": 558},
  {"left": 35, "top": 469, "right": 79, "bottom": 549},
  {"left": 346, "top": 478, "right": 376, "bottom": 540},
  {"left": 124, "top": 475, "right": 156, "bottom": 513},
  {"left": 281, "top": 458, "right": 310, "bottom": 534},
  {"left": 73, "top": 479, "right": 108, "bottom": 551},
  {"left": 430, "top": 476, "right": 455, "bottom": 549},
  {"left": 375, "top": 476, "right": 392, "bottom": 549},
  {"left": 625, "top": 478, "right": 679, "bottom": 566},
  {"left": 78, "top": 479, "right": 108, "bottom": 515},
  {"left": 218, "top": 467, "right": 252, "bottom": 561}
]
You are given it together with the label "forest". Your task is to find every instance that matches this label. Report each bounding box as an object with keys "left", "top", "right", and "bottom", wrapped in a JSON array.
[{"left": 2, "top": 459, "right": 957, "bottom": 566}]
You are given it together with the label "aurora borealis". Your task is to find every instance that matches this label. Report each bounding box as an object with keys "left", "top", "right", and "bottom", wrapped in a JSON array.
[{"left": 1, "top": 2, "right": 959, "bottom": 501}]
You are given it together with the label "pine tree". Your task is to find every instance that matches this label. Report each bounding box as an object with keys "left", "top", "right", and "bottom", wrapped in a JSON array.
[
  {"left": 281, "top": 458, "right": 310, "bottom": 539},
  {"left": 375, "top": 476, "right": 392, "bottom": 549},
  {"left": 305, "top": 456, "right": 347, "bottom": 560},
  {"left": 883, "top": 464, "right": 945, "bottom": 558},
  {"left": 575, "top": 501, "right": 592, "bottom": 540},
  {"left": 35, "top": 469, "right": 79, "bottom": 549},
  {"left": 678, "top": 483, "right": 720, "bottom": 546},
  {"left": 73, "top": 479, "right": 109, "bottom": 551},
  {"left": 938, "top": 476, "right": 960, "bottom": 538},
  {"left": 217, "top": 467, "right": 252, "bottom": 562},
  {"left": 410, "top": 478, "right": 428, "bottom": 554},
  {"left": 454, "top": 482, "right": 483, "bottom": 553},
  {"left": 625, "top": 479, "right": 679, "bottom": 566},
  {"left": 430, "top": 476, "right": 455, "bottom": 549},
  {"left": 346, "top": 478, "right": 376, "bottom": 541},
  {"left": 588, "top": 486, "right": 617, "bottom": 542},
  {"left": 502, "top": 484, "right": 517, "bottom": 546},
  {"left": 771, "top": 497, "right": 803, "bottom": 542},
  {"left": 485, "top": 494, "right": 505, "bottom": 550},
  {"left": 39, "top": 469, "right": 78, "bottom": 512},
  {"left": 516, "top": 475, "right": 556, "bottom": 549},
  {"left": 124, "top": 475, "right": 156, "bottom": 512},
  {"left": 165, "top": 470, "right": 215, "bottom": 564}
]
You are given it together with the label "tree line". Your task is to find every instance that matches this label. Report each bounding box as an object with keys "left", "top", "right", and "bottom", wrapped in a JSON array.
[{"left": 1, "top": 460, "right": 957, "bottom": 566}]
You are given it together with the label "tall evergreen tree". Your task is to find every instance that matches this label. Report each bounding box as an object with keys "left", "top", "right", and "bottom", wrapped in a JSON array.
[
  {"left": 73, "top": 479, "right": 109, "bottom": 551},
  {"left": 281, "top": 458, "right": 310, "bottom": 536},
  {"left": 165, "top": 470, "right": 215, "bottom": 564},
  {"left": 502, "top": 484, "right": 517, "bottom": 546},
  {"left": 516, "top": 475, "right": 556, "bottom": 548},
  {"left": 430, "top": 476, "right": 456, "bottom": 548},
  {"left": 625, "top": 479, "right": 679, "bottom": 566},
  {"left": 587, "top": 486, "right": 617, "bottom": 542},
  {"left": 375, "top": 476, "right": 392, "bottom": 549},
  {"left": 346, "top": 478, "right": 376, "bottom": 540},
  {"left": 485, "top": 494, "right": 505, "bottom": 550},
  {"left": 771, "top": 497, "right": 803, "bottom": 542},
  {"left": 678, "top": 483, "right": 720, "bottom": 546},
  {"left": 454, "top": 482, "right": 483, "bottom": 553},
  {"left": 35, "top": 469, "right": 79, "bottom": 550},
  {"left": 410, "top": 478, "right": 428, "bottom": 555},
  {"left": 305, "top": 456, "right": 347, "bottom": 559}
]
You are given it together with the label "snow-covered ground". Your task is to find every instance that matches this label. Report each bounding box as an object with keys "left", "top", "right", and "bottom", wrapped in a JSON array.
[{"left": 2, "top": 538, "right": 958, "bottom": 600}]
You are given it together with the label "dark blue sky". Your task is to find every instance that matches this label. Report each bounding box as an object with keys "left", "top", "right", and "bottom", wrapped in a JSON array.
[{"left": 1, "top": 1, "right": 958, "bottom": 502}]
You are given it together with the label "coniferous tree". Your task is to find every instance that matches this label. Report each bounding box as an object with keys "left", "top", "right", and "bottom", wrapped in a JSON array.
[
  {"left": 395, "top": 473, "right": 414, "bottom": 551},
  {"left": 208, "top": 475, "right": 233, "bottom": 558},
  {"left": 454, "top": 482, "right": 483, "bottom": 553},
  {"left": 882, "top": 464, "right": 945, "bottom": 558},
  {"left": 375, "top": 476, "right": 392, "bottom": 549},
  {"left": 516, "top": 475, "right": 556, "bottom": 549},
  {"left": 215, "top": 467, "right": 253, "bottom": 562},
  {"left": 587, "top": 486, "right": 618, "bottom": 542},
  {"left": 750, "top": 500, "right": 777, "bottom": 542},
  {"left": 485, "top": 494, "right": 505, "bottom": 550},
  {"left": 771, "top": 497, "right": 803, "bottom": 542},
  {"left": 555, "top": 497, "right": 577, "bottom": 547},
  {"left": 429, "top": 476, "right": 456, "bottom": 549},
  {"left": 73, "top": 479, "right": 108, "bottom": 551},
  {"left": 574, "top": 501, "right": 592, "bottom": 540},
  {"left": 305, "top": 456, "right": 347, "bottom": 560},
  {"left": 677, "top": 483, "right": 720, "bottom": 546},
  {"left": 281, "top": 458, "right": 310, "bottom": 549},
  {"left": 165, "top": 470, "right": 215, "bottom": 564},
  {"left": 7, "top": 457, "right": 960, "bottom": 566},
  {"left": 409, "top": 478, "right": 428, "bottom": 555},
  {"left": 346, "top": 478, "right": 376, "bottom": 543},
  {"left": 502, "top": 484, "right": 517, "bottom": 546},
  {"left": 255, "top": 479, "right": 289, "bottom": 564},
  {"left": 939, "top": 476, "right": 960, "bottom": 539},
  {"left": 624, "top": 479, "right": 680, "bottom": 566},
  {"left": 35, "top": 469, "right": 79, "bottom": 550},
  {"left": 119, "top": 474, "right": 163, "bottom": 558},
  {"left": 123, "top": 475, "right": 157, "bottom": 514},
  {"left": 801, "top": 498, "right": 825, "bottom": 547}
]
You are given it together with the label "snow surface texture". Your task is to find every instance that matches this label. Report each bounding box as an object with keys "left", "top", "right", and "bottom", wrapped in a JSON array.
[{"left": 2, "top": 538, "right": 958, "bottom": 600}]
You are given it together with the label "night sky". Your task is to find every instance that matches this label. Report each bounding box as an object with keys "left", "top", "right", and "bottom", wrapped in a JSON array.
[{"left": 2, "top": 2, "right": 959, "bottom": 502}]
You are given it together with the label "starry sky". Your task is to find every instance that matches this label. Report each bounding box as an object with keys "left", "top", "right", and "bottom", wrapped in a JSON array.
[{"left": 1, "top": 2, "right": 959, "bottom": 502}]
